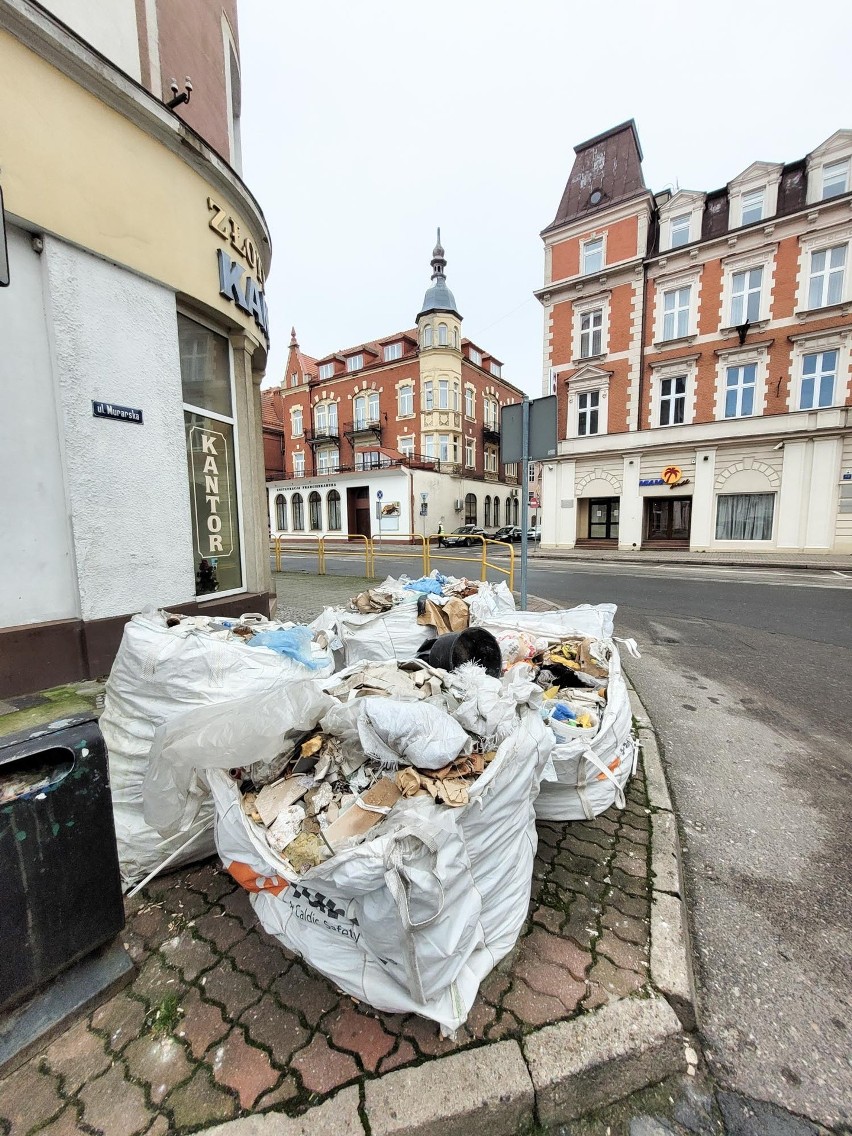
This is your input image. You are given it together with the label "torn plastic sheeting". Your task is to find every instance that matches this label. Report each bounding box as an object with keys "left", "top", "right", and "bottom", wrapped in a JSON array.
[
  {"left": 142, "top": 678, "right": 335, "bottom": 838},
  {"left": 246, "top": 627, "right": 329, "bottom": 668},
  {"left": 355, "top": 697, "right": 470, "bottom": 772}
]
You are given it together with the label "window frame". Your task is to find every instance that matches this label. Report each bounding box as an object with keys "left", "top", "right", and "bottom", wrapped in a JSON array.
[
  {"left": 399, "top": 435, "right": 414, "bottom": 459},
  {"left": 582, "top": 236, "right": 604, "bottom": 275},
  {"left": 464, "top": 437, "right": 475, "bottom": 468},
  {"left": 730, "top": 265, "right": 764, "bottom": 326},
  {"left": 662, "top": 285, "right": 692, "bottom": 341},
  {"left": 469, "top": 347, "right": 482, "bottom": 366},
  {"left": 464, "top": 385, "right": 475, "bottom": 418},
  {"left": 318, "top": 361, "right": 334, "bottom": 380},
  {"left": 398, "top": 384, "right": 414, "bottom": 417},
  {"left": 576, "top": 389, "right": 600, "bottom": 436},
  {"left": 422, "top": 324, "right": 433, "bottom": 348},
  {"left": 291, "top": 406, "right": 303, "bottom": 437},
  {"left": 291, "top": 491, "right": 305, "bottom": 530},
  {"left": 292, "top": 451, "right": 305, "bottom": 478},
  {"left": 715, "top": 493, "right": 775, "bottom": 542},
  {"left": 669, "top": 213, "right": 691, "bottom": 248},
  {"left": 723, "top": 362, "right": 758, "bottom": 419},
  {"left": 798, "top": 349, "right": 839, "bottom": 410},
  {"left": 437, "top": 323, "right": 448, "bottom": 346},
  {"left": 659, "top": 374, "right": 687, "bottom": 427},
  {"left": 579, "top": 306, "right": 604, "bottom": 359},
  {"left": 807, "top": 243, "right": 847, "bottom": 309},
  {"left": 346, "top": 354, "right": 364, "bottom": 373},
  {"left": 383, "top": 342, "right": 402, "bottom": 362},
  {"left": 740, "top": 187, "right": 765, "bottom": 225},
  {"left": 327, "top": 489, "right": 342, "bottom": 531},
  {"left": 822, "top": 158, "right": 849, "bottom": 200}
]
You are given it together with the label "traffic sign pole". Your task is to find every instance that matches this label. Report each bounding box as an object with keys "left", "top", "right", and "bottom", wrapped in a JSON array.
[{"left": 520, "top": 396, "right": 529, "bottom": 610}]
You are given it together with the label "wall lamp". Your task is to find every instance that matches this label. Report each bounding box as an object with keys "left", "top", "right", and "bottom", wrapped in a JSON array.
[{"left": 166, "top": 77, "right": 193, "bottom": 110}]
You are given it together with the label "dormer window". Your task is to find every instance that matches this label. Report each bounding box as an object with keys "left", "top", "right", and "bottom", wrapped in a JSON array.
[
  {"left": 469, "top": 347, "right": 482, "bottom": 366},
  {"left": 490, "top": 362, "right": 502, "bottom": 377},
  {"left": 347, "top": 354, "right": 363, "bottom": 373},
  {"left": 741, "top": 188, "right": 764, "bottom": 225},
  {"left": 822, "top": 159, "right": 849, "bottom": 200},
  {"left": 383, "top": 342, "right": 402, "bottom": 361},
  {"left": 670, "top": 214, "right": 691, "bottom": 248},
  {"left": 582, "top": 237, "right": 604, "bottom": 275},
  {"left": 319, "top": 362, "right": 334, "bottom": 380}
]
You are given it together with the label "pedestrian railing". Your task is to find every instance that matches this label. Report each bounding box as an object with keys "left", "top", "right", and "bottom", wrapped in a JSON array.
[{"left": 428, "top": 535, "right": 515, "bottom": 591}]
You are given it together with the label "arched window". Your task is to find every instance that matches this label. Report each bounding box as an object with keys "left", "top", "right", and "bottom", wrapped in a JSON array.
[
  {"left": 513, "top": 496, "right": 519, "bottom": 525},
  {"left": 438, "top": 323, "right": 448, "bottom": 346},
  {"left": 275, "top": 493, "right": 287, "bottom": 531},
  {"left": 354, "top": 391, "right": 379, "bottom": 428},
  {"left": 422, "top": 324, "right": 433, "bottom": 348},
  {"left": 452, "top": 327, "right": 459, "bottom": 349},
  {"left": 465, "top": 492, "right": 477, "bottom": 526},
  {"left": 506, "top": 496, "right": 512, "bottom": 525},
  {"left": 327, "top": 490, "right": 342, "bottom": 531},
  {"left": 493, "top": 497, "right": 500, "bottom": 527},
  {"left": 292, "top": 492, "right": 304, "bottom": 531},
  {"left": 484, "top": 496, "right": 492, "bottom": 527},
  {"left": 309, "top": 490, "right": 322, "bottom": 530}
]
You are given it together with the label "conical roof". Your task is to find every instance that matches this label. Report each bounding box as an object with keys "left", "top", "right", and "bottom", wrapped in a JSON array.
[{"left": 418, "top": 229, "right": 461, "bottom": 320}]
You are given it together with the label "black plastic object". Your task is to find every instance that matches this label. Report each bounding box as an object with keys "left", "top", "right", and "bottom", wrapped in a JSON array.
[
  {"left": 0, "top": 716, "right": 125, "bottom": 1012},
  {"left": 417, "top": 627, "right": 503, "bottom": 678}
]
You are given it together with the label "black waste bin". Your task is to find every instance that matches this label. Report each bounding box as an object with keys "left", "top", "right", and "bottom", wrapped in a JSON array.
[{"left": 0, "top": 715, "right": 125, "bottom": 1012}]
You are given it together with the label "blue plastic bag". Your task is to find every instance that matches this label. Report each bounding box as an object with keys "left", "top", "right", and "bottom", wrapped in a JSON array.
[
  {"left": 404, "top": 576, "right": 444, "bottom": 596},
  {"left": 246, "top": 626, "right": 326, "bottom": 669}
]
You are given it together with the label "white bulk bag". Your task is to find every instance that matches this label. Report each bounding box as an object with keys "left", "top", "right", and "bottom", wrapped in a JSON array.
[
  {"left": 100, "top": 610, "right": 333, "bottom": 888},
  {"left": 193, "top": 671, "right": 553, "bottom": 1033},
  {"left": 472, "top": 605, "right": 638, "bottom": 821},
  {"left": 334, "top": 598, "right": 434, "bottom": 667}
]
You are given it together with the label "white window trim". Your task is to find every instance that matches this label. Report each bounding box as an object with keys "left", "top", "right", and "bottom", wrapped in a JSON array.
[
  {"left": 658, "top": 191, "right": 704, "bottom": 252},
  {"left": 727, "top": 164, "right": 782, "bottom": 229},
  {"left": 796, "top": 224, "right": 852, "bottom": 313},
  {"left": 347, "top": 354, "right": 364, "bottom": 373},
  {"left": 649, "top": 356, "right": 699, "bottom": 429},
  {"left": 713, "top": 344, "right": 770, "bottom": 421},
  {"left": 318, "top": 362, "right": 334, "bottom": 380},
  {"left": 653, "top": 267, "right": 701, "bottom": 345},
  {"left": 566, "top": 371, "right": 610, "bottom": 439},
  {"left": 581, "top": 233, "right": 606, "bottom": 276},
  {"left": 383, "top": 342, "right": 402, "bottom": 362},
  {"left": 464, "top": 383, "right": 476, "bottom": 419},
  {"left": 290, "top": 406, "right": 303, "bottom": 437},
  {"left": 786, "top": 326, "right": 852, "bottom": 413},
  {"left": 719, "top": 246, "right": 776, "bottom": 331},
  {"left": 573, "top": 293, "right": 610, "bottom": 361},
  {"left": 469, "top": 347, "right": 482, "bottom": 366},
  {"left": 398, "top": 434, "right": 415, "bottom": 457},
  {"left": 806, "top": 131, "right": 852, "bottom": 204},
  {"left": 397, "top": 383, "right": 414, "bottom": 417},
  {"left": 465, "top": 437, "right": 476, "bottom": 468},
  {"left": 292, "top": 451, "right": 305, "bottom": 476}
]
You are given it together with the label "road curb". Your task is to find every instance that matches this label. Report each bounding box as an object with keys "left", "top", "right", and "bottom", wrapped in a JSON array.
[{"left": 627, "top": 684, "right": 698, "bottom": 1033}]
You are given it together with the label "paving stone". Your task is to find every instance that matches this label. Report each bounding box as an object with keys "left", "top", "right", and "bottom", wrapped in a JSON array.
[
  {"left": 523, "top": 997, "right": 685, "bottom": 1126},
  {"left": 202, "top": 1085, "right": 364, "bottom": 1136},
  {"left": 0, "top": 1062, "right": 64, "bottom": 1136},
  {"left": 129, "top": 904, "right": 171, "bottom": 948},
  {"left": 610, "top": 889, "right": 651, "bottom": 921},
  {"left": 91, "top": 991, "right": 148, "bottom": 1054},
  {"left": 160, "top": 884, "right": 210, "bottom": 921},
  {"left": 478, "top": 969, "right": 511, "bottom": 1007},
  {"left": 271, "top": 963, "right": 342, "bottom": 1027},
  {"left": 325, "top": 1005, "right": 396, "bottom": 1072},
  {"left": 463, "top": 996, "right": 499, "bottom": 1038},
  {"left": 531, "top": 904, "right": 564, "bottom": 934},
  {"left": 586, "top": 814, "right": 619, "bottom": 836},
  {"left": 611, "top": 866, "right": 651, "bottom": 898},
  {"left": 630, "top": 1114, "right": 680, "bottom": 1135},
  {"left": 585, "top": 955, "right": 646, "bottom": 1005},
  {"left": 230, "top": 930, "right": 293, "bottom": 990},
  {"left": 716, "top": 1090, "right": 825, "bottom": 1136},
  {"left": 143, "top": 1115, "right": 171, "bottom": 1136},
  {"left": 121, "top": 928, "right": 149, "bottom": 965},
  {"left": 366, "top": 1039, "right": 534, "bottom": 1136},
  {"left": 123, "top": 1035, "right": 194, "bottom": 1104},
  {"left": 400, "top": 1014, "right": 466, "bottom": 1057},
  {"left": 377, "top": 1040, "right": 417, "bottom": 1074},
  {"left": 219, "top": 886, "right": 257, "bottom": 929},
  {"left": 78, "top": 1063, "right": 152, "bottom": 1136},
  {"left": 550, "top": 866, "right": 608, "bottom": 899},
  {"left": 619, "top": 823, "right": 652, "bottom": 848},
  {"left": 200, "top": 959, "right": 263, "bottom": 1018},
  {"left": 562, "top": 894, "right": 602, "bottom": 950},
  {"left": 176, "top": 988, "right": 229, "bottom": 1059},
  {"left": 525, "top": 925, "right": 591, "bottom": 979},
  {"left": 486, "top": 1010, "right": 523, "bottom": 1040},
  {"left": 512, "top": 954, "right": 586, "bottom": 1015},
  {"left": 239, "top": 993, "right": 309, "bottom": 1060},
  {"left": 167, "top": 1067, "right": 237, "bottom": 1130},
  {"left": 160, "top": 930, "right": 218, "bottom": 981},
  {"left": 133, "top": 955, "right": 184, "bottom": 1006},
  {"left": 42, "top": 1018, "right": 111, "bottom": 1093},
  {"left": 614, "top": 848, "right": 650, "bottom": 878},
  {"left": 673, "top": 1077, "right": 720, "bottom": 1135},
  {"left": 597, "top": 930, "right": 649, "bottom": 974},
  {"left": 290, "top": 1034, "right": 359, "bottom": 1095},
  {"left": 602, "top": 907, "right": 650, "bottom": 947},
  {"left": 30, "top": 1107, "right": 87, "bottom": 1136},
  {"left": 194, "top": 910, "right": 249, "bottom": 952},
  {"left": 256, "top": 1075, "right": 300, "bottom": 1110},
  {"left": 503, "top": 976, "right": 578, "bottom": 1027},
  {"left": 208, "top": 1027, "right": 279, "bottom": 1110}
]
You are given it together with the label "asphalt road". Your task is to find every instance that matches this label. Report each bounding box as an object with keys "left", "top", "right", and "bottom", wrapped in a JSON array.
[{"left": 280, "top": 549, "right": 852, "bottom": 1130}]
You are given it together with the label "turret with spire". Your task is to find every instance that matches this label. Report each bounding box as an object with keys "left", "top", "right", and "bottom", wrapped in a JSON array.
[{"left": 417, "top": 228, "right": 462, "bottom": 322}]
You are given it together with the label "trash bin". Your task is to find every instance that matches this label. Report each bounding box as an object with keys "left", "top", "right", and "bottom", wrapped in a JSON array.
[{"left": 0, "top": 714, "right": 126, "bottom": 1012}]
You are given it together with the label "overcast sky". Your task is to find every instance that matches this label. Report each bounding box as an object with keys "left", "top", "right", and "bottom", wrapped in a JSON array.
[{"left": 240, "top": 0, "right": 851, "bottom": 396}]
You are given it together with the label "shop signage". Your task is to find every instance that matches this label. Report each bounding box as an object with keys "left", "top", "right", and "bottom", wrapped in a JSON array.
[
  {"left": 640, "top": 466, "right": 691, "bottom": 490},
  {"left": 639, "top": 478, "right": 664, "bottom": 487},
  {"left": 189, "top": 426, "right": 233, "bottom": 557},
  {"left": 217, "top": 250, "right": 269, "bottom": 339},
  {"left": 207, "top": 198, "right": 265, "bottom": 285},
  {"left": 662, "top": 465, "right": 682, "bottom": 485},
  {"left": 92, "top": 401, "right": 143, "bottom": 424}
]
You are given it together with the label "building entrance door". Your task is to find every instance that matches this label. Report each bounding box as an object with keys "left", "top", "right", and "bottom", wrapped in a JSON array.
[
  {"left": 588, "top": 498, "right": 620, "bottom": 540},
  {"left": 645, "top": 497, "right": 692, "bottom": 544},
  {"left": 347, "top": 486, "right": 371, "bottom": 538}
]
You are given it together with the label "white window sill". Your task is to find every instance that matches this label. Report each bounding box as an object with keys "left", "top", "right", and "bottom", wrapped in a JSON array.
[
  {"left": 573, "top": 352, "right": 607, "bottom": 365},
  {"left": 795, "top": 302, "right": 852, "bottom": 319},
  {"left": 653, "top": 335, "right": 697, "bottom": 350},
  {"left": 719, "top": 320, "right": 769, "bottom": 336}
]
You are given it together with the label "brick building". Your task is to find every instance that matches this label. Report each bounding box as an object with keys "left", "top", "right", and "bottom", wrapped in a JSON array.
[
  {"left": 264, "top": 237, "right": 527, "bottom": 539},
  {"left": 536, "top": 121, "right": 852, "bottom": 554}
]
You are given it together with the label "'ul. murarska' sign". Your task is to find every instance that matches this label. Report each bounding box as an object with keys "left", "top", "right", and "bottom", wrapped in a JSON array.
[{"left": 189, "top": 426, "right": 233, "bottom": 558}]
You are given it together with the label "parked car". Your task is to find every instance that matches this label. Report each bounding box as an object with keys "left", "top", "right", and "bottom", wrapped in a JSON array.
[
  {"left": 438, "top": 524, "right": 486, "bottom": 547},
  {"left": 492, "top": 525, "right": 540, "bottom": 543}
]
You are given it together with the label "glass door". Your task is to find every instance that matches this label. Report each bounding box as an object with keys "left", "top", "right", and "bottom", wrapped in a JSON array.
[
  {"left": 645, "top": 497, "right": 692, "bottom": 542},
  {"left": 588, "top": 498, "right": 620, "bottom": 539}
]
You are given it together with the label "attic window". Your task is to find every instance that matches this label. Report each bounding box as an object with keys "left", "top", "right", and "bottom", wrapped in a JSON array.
[
  {"left": 589, "top": 189, "right": 603, "bottom": 206},
  {"left": 319, "top": 362, "right": 334, "bottom": 380},
  {"left": 347, "top": 354, "right": 364, "bottom": 373}
]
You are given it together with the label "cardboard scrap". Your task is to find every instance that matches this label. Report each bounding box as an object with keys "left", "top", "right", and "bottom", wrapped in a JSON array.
[
  {"left": 322, "top": 777, "right": 401, "bottom": 850},
  {"left": 256, "top": 773, "right": 314, "bottom": 827}
]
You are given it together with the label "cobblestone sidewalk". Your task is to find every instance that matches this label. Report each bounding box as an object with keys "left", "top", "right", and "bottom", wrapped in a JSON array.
[{"left": 0, "top": 575, "right": 658, "bottom": 1135}]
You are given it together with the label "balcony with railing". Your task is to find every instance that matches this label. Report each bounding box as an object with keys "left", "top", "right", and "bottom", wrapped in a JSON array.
[
  {"left": 482, "top": 423, "right": 500, "bottom": 444},
  {"left": 305, "top": 424, "right": 340, "bottom": 448},
  {"left": 343, "top": 418, "right": 383, "bottom": 443}
]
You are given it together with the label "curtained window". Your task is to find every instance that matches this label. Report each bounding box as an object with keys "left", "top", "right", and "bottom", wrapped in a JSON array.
[
  {"left": 327, "top": 490, "right": 341, "bottom": 531},
  {"left": 275, "top": 493, "right": 287, "bottom": 531},
  {"left": 715, "top": 494, "right": 774, "bottom": 540},
  {"left": 292, "top": 493, "right": 304, "bottom": 531},
  {"left": 309, "top": 491, "right": 322, "bottom": 530}
]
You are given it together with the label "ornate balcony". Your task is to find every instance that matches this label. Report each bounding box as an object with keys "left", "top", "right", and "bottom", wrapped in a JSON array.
[
  {"left": 482, "top": 424, "right": 500, "bottom": 444},
  {"left": 305, "top": 425, "right": 340, "bottom": 448},
  {"left": 343, "top": 419, "right": 383, "bottom": 444}
]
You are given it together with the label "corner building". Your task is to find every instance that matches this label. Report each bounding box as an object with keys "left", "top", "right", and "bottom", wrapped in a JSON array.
[
  {"left": 537, "top": 121, "right": 852, "bottom": 554},
  {"left": 0, "top": 0, "right": 274, "bottom": 698},
  {"left": 264, "top": 238, "right": 527, "bottom": 540}
]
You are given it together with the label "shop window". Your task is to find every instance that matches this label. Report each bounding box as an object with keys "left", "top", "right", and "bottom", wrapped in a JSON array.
[
  {"left": 180, "top": 315, "right": 242, "bottom": 596},
  {"left": 292, "top": 492, "right": 305, "bottom": 531},
  {"left": 493, "top": 497, "right": 500, "bottom": 526},
  {"left": 715, "top": 494, "right": 774, "bottom": 540},
  {"left": 275, "top": 493, "right": 287, "bottom": 531},
  {"left": 484, "top": 496, "right": 492, "bottom": 527},
  {"left": 464, "top": 493, "right": 477, "bottom": 525},
  {"left": 588, "top": 498, "right": 619, "bottom": 540},
  {"left": 309, "top": 491, "right": 322, "bottom": 530},
  {"left": 327, "top": 490, "right": 342, "bottom": 531},
  {"left": 513, "top": 496, "right": 519, "bottom": 524}
]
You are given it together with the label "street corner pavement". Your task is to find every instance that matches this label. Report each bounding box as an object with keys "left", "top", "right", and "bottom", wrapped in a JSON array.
[{"left": 0, "top": 747, "right": 697, "bottom": 1136}]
